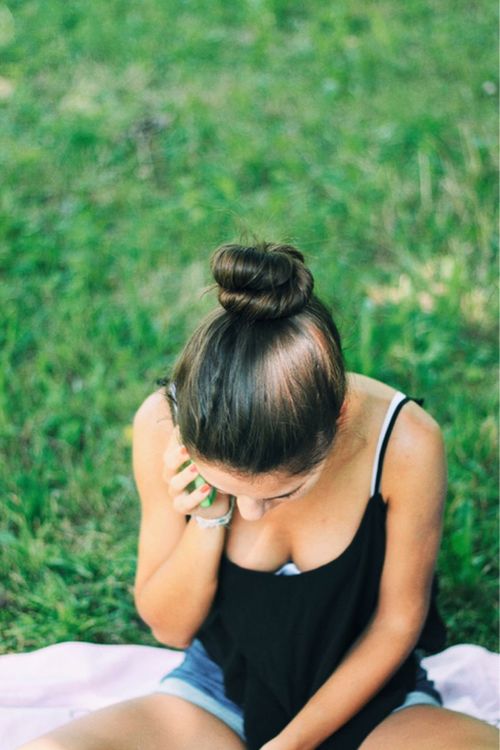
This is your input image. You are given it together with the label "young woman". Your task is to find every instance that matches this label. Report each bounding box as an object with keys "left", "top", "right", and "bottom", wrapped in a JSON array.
[{"left": 22, "top": 243, "right": 497, "bottom": 750}]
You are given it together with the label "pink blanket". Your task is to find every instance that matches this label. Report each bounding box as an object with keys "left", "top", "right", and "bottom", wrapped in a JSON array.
[{"left": 1, "top": 642, "right": 498, "bottom": 749}]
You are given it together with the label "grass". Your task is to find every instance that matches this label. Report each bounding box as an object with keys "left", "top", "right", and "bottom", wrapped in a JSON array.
[{"left": 0, "top": 0, "right": 498, "bottom": 654}]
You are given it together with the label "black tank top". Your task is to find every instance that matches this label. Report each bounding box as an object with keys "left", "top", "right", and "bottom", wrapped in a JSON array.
[{"left": 197, "top": 394, "right": 447, "bottom": 750}]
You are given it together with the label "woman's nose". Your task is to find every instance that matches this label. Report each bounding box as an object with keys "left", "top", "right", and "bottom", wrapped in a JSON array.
[{"left": 236, "top": 497, "right": 267, "bottom": 521}]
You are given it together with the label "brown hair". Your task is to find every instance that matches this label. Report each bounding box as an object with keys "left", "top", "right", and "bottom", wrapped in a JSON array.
[{"left": 157, "top": 242, "right": 347, "bottom": 477}]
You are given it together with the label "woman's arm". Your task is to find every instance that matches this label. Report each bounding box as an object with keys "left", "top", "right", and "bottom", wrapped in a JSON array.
[
  {"left": 267, "top": 408, "right": 448, "bottom": 750},
  {"left": 132, "top": 391, "right": 230, "bottom": 649}
]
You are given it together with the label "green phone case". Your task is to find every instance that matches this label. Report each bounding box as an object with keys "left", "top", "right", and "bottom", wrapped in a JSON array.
[{"left": 180, "top": 460, "right": 216, "bottom": 507}]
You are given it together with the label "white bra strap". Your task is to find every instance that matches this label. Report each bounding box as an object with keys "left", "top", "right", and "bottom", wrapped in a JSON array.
[{"left": 369, "top": 391, "right": 408, "bottom": 497}]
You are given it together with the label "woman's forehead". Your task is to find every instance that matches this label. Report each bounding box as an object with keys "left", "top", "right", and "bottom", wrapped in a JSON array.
[
  {"left": 193, "top": 458, "right": 296, "bottom": 483},
  {"left": 192, "top": 456, "right": 321, "bottom": 493}
]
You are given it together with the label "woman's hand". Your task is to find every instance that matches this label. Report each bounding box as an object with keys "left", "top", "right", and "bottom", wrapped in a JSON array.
[{"left": 162, "top": 427, "right": 231, "bottom": 520}]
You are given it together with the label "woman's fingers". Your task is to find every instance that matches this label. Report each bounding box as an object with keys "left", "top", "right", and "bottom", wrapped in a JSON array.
[
  {"left": 169, "top": 460, "right": 200, "bottom": 495},
  {"left": 172, "top": 483, "right": 214, "bottom": 514},
  {"left": 161, "top": 435, "right": 221, "bottom": 515}
]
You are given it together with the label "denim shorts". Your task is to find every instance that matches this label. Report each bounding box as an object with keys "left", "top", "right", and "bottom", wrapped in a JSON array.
[{"left": 154, "top": 639, "right": 443, "bottom": 742}]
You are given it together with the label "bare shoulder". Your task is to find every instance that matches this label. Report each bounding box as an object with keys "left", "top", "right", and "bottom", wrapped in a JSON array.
[
  {"left": 348, "top": 372, "right": 445, "bottom": 501},
  {"left": 385, "top": 386, "right": 443, "bottom": 457},
  {"left": 381, "top": 392, "right": 446, "bottom": 505},
  {"left": 350, "top": 371, "right": 441, "bottom": 436},
  {"left": 133, "top": 388, "right": 173, "bottom": 436},
  {"left": 132, "top": 388, "right": 175, "bottom": 495}
]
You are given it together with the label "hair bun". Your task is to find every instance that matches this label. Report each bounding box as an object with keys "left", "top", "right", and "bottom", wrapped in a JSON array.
[{"left": 210, "top": 242, "right": 314, "bottom": 321}]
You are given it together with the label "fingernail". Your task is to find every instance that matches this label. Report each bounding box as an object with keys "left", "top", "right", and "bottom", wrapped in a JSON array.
[
  {"left": 200, "top": 483, "right": 210, "bottom": 492},
  {"left": 190, "top": 463, "right": 198, "bottom": 473},
  {"left": 180, "top": 446, "right": 188, "bottom": 456}
]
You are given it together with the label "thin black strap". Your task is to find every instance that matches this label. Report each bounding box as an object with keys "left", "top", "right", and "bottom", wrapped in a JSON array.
[{"left": 373, "top": 396, "right": 425, "bottom": 496}]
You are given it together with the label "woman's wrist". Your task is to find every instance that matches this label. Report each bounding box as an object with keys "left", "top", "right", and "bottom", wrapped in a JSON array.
[
  {"left": 192, "top": 496, "right": 235, "bottom": 528},
  {"left": 189, "top": 492, "right": 230, "bottom": 519}
]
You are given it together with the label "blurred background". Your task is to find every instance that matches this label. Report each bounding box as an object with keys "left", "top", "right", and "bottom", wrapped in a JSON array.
[{"left": 0, "top": 1, "right": 498, "bottom": 653}]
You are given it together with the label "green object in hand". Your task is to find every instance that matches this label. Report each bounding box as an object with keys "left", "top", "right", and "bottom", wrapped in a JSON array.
[
  {"left": 194, "top": 477, "right": 217, "bottom": 507},
  {"left": 181, "top": 460, "right": 216, "bottom": 507}
]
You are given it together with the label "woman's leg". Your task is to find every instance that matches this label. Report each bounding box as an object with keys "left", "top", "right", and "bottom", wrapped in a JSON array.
[
  {"left": 359, "top": 704, "right": 498, "bottom": 750},
  {"left": 17, "top": 693, "right": 247, "bottom": 750}
]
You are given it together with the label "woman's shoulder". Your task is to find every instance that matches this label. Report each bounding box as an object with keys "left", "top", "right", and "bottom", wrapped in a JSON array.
[
  {"left": 349, "top": 373, "right": 444, "bottom": 503},
  {"left": 346, "top": 372, "right": 442, "bottom": 487},
  {"left": 133, "top": 388, "right": 174, "bottom": 440},
  {"left": 347, "top": 371, "right": 437, "bottom": 431}
]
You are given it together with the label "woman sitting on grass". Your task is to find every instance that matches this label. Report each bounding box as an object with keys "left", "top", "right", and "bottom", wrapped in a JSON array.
[{"left": 22, "top": 243, "right": 498, "bottom": 750}]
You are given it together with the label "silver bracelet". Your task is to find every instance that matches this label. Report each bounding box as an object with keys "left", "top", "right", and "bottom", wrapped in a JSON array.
[{"left": 193, "top": 496, "right": 236, "bottom": 528}]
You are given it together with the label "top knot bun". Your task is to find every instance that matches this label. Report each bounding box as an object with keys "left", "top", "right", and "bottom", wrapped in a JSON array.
[{"left": 210, "top": 242, "right": 314, "bottom": 321}]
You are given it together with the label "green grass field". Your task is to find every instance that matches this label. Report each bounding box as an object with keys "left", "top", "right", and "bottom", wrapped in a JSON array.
[{"left": 0, "top": 0, "right": 498, "bottom": 654}]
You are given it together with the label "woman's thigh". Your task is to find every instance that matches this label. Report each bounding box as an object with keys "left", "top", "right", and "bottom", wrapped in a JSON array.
[
  {"left": 359, "top": 704, "right": 499, "bottom": 750},
  {"left": 17, "top": 693, "right": 247, "bottom": 750}
]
